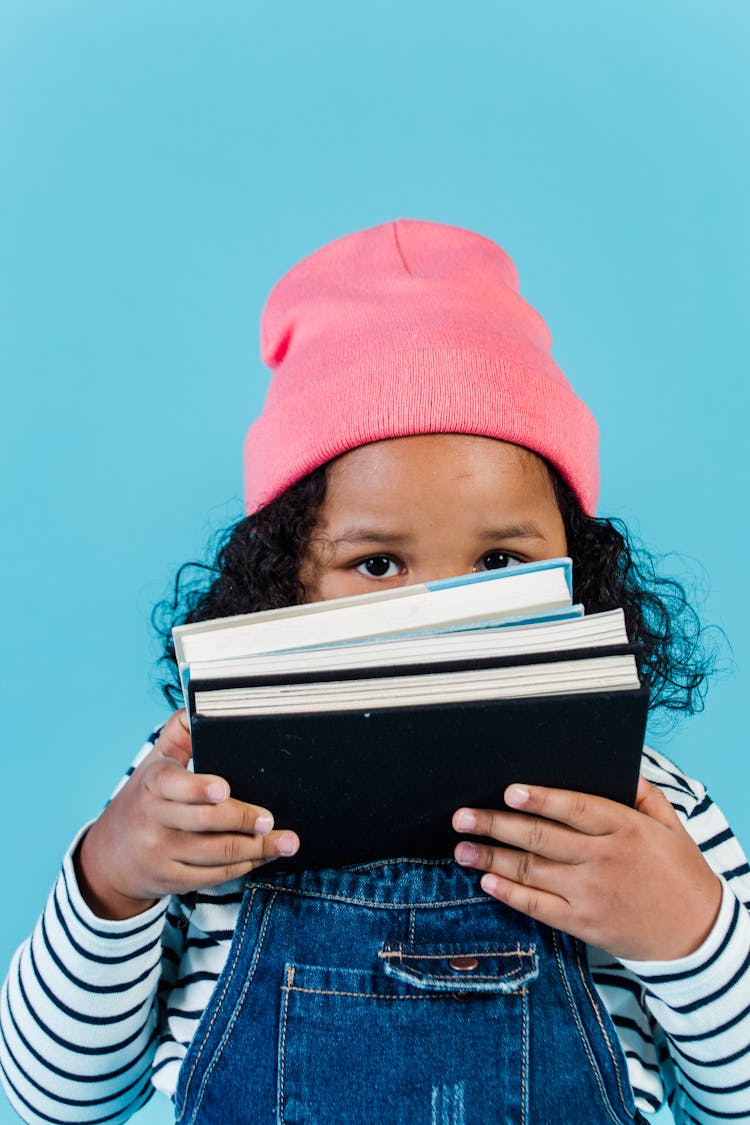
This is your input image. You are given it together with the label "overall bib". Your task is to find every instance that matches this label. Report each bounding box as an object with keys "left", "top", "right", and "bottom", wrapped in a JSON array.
[{"left": 174, "top": 860, "right": 647, "bottom": 1125}]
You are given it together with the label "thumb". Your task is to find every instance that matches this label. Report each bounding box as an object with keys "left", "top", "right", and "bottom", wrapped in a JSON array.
[
  {"left": 635, "top": 776, "right": 679, "bottom": 828},
  {"left": 156, "top": 709, "right": 192, "bottom": 769}
]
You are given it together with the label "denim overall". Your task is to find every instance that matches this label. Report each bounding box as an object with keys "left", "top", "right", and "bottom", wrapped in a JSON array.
[{"left": 174, "top": 860, "right": 646, "bottom": 1125}]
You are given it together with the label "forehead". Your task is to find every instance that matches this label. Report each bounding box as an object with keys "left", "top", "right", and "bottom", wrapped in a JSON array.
[{"left": 321, "top": 434, "right": 558, "bottom": 518}]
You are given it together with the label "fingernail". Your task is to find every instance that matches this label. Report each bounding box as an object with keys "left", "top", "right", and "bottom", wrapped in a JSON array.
[
  {"left": 455, "top": 842, "right": 477, "bottom": 866},
  {"left": 207, "top": 781, "right": 229, "bottom": 802},
  {"left": 255, "top": 814, "right": 274, "bottom": 834},
  {"left": 481, "top": 873, "right": 500, "bottom": 895},
  {"left": 455, "top": 810, "right": 476, "bottom": 831},
  {"left": 277, "top": 833, "right": 298, "bottom": 856},
  {"left": 505, "top": 785, "right": 530, "bottom": 808}
]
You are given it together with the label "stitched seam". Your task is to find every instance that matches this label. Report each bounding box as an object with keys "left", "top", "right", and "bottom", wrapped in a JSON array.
[
  {"left": 379, "top": 948, "right": 535, "bottom": 960},
  {"left": 573, "top": 939, "right": 632, "bottom": 1114},
  {"left": 249, "top": 883, "right": 487, "bottom": 908},
  {"left": 409, "top": 909, "right": 416, "bottom": 945},
  {"left": 552, "top": 931, "right": 626, "bottom": 1125},
  {"left": 391, "top": 221, "right": 413, "bottom": 275},
  {"left": 344, "top": 858, "right": 454, "bottom": 872},
  {"left": 286, "top": 985, "right": 484, "bottom": 1000},
  {"left": 179, "top": 887, "right": 256, "bottom": 1117},
  {"left": 278, "top": 965, "right": 294, "bottom": 1125},
  {"left": 521, "top": 984, "right": 528, "bottom": 1125},
  {"left": 188, "top": 891, "right": 277, "bottom": 1124}
]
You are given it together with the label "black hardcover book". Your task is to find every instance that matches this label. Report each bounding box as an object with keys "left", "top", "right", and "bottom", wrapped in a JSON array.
[{"left": 189, "top": 681, "right": 650, "bottom": 870}]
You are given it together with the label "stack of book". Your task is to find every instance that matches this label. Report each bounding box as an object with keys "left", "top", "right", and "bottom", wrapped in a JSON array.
[{"left": 173, "top": 559, "right": 648, "bottom": 868}]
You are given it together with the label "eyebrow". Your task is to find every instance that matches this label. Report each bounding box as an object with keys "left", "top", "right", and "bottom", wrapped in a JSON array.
[
  {"left": 331, "top": 529, "right": 412, "bottom": 547},
  {"left": 476, "top": 524, "right": 548, "bottom": 542},
  {"left": 331, "top": 522, "right": 549, "bottom": 546}
]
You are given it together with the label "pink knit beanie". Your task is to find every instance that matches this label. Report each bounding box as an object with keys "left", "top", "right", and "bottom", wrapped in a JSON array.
[{"left": 244, "top": 219, "right": 599, "bottom": 515}]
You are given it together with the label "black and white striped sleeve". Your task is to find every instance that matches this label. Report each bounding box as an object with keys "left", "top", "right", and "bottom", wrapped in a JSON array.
[
  {"left": 623, "top": 755, "right": 750, "bottom": 1125},
  {"left": 0, "top": 737, "right": 173, "bottom": 1124}
]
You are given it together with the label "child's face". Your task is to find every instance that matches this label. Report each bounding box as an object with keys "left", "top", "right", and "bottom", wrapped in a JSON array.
[{"left": 300, "top": 434, "right": 568, "bottom": 602}]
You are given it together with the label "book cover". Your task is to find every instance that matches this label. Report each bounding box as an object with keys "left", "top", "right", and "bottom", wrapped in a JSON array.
[{"left": 190, "top": 684, "right": 649, "bottom": 870}]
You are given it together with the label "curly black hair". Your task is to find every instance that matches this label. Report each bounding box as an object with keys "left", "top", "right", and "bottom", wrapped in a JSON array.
[{"left": 153, "top": 459, "right": 716, "bottom": 720}]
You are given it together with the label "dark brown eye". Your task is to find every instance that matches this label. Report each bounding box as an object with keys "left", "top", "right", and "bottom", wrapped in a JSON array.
[
  {"left": 479, "top": 551, "right": 520, "bottom": 571},
  {"left": 356, "top": 556, "right": 398, "bottom": 578}
]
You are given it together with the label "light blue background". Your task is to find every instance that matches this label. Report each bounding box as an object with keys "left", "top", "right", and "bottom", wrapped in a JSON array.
[{"left": 1, "top": 3, "right": 747, "bottom": 1122}]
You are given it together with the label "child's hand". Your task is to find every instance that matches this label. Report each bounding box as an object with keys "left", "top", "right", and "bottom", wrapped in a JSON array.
[
  {"left": 452, "top": 778, "right": 723, "bottom": 962},
  {"left": 74, "top": 711, "right": 299, "bottom": 920}
]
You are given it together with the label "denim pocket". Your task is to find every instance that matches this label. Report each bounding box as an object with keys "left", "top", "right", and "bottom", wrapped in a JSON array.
[
  {"left": 379, "top": 941, "right": 538, "bottom": 994},
  {"left": 277, "top": 946, "right": 535, "bottom": 1125}
]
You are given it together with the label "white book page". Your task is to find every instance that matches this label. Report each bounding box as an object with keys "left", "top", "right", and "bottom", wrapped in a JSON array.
[
  {"left": 179, "top": 568, "right": 572, "bottom": 665},
  {"left": 194, "top": 654, "right": 640, "bottom": 716}
]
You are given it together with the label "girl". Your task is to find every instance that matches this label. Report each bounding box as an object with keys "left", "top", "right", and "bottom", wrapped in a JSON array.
[{"left": 1, "top": 220, "right": 748, "bottom": 1124}]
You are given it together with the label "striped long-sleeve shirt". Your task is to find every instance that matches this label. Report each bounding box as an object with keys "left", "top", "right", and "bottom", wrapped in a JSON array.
[{"left": 1, "top": 737, "right": 749, "bottom": 1124}]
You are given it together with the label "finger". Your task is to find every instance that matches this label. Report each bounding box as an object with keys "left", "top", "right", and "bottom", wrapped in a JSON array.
[
  {"left": 160, "top": 795, "right": 277, "bottom": 836},
  {"left": 455, "top": 840, "right": 573, "bottom": 897},
  {"left": 500, "top": 783, "right": 629, "bottom": 835},
  {"left": 171, "top": 854, "right": 279, "bottom": 892},
  {"left": 635, "top": 776, "right": 681, "bottom": 828},
  {"left": 156, "top": 710, "right": 193, "bottom": 769},
  {"left": 453, "top": 807, "right": 584, "bottom": 863},
  {"left": 479, "top": 871, "right": 574, "bottom": 933},
  {"left": 176, "top": 828, "right": 300, "bottom": 869},
  {"left": 146, "top": 756, "right": 235, "bottom": 806}
]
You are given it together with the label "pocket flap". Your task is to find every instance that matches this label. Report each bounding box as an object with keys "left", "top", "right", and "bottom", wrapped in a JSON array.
[{"left": 379, "top": 943, "right": 538, "bottom": 994}]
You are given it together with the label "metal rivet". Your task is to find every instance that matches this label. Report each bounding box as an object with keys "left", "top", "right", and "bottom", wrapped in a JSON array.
[{"left": 448, "top": 956, "right": 479, "bottom": 971}]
